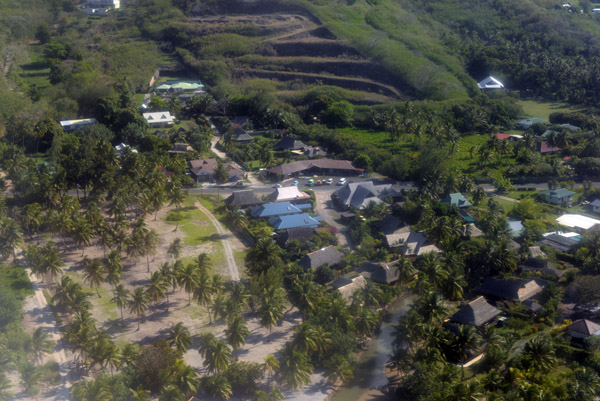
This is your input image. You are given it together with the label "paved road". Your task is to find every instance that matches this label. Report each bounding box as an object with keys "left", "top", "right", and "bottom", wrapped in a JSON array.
[{"left": 195, "top": 200, "right": 240, "bottom": 281}]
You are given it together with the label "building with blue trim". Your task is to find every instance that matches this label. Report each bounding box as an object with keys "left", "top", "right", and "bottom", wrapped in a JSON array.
[
  {"left": 269, "top": 213, "right": 322, "bottom": 230},
  {"left": 250, "top": 202, "right": 311, "bottom": 218}
]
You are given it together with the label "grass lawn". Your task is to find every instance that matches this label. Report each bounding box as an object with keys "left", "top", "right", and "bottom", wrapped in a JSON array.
[
  {"left": 506, "top": 189, "right": 539, "bottom": 200},
  {"left": 517, "top": 99, "right": 581, "bottom": 121},
  {"left": 0, "top": 263, "right": 34, "bottom": 300},
  {"left": 494, "top": 197, "right": 516, "bottom": 214},
  {"left": 68, "top": 271, "right": 118, "bottom": 320}
]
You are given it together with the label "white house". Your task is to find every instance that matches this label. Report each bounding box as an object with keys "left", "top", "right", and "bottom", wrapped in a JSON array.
[
  {"left": 143, "top": 111, "right": 175, "bottom": 128},
  {"left": 60, "top": 118, "right": 97, "bottom": 131},
  {"left": 592, "top": 199, "right": 600, "bottom": 214},
  {"left": 477, "top": 76, "right": 505, "bottom": 90},
  {"left": 86, "top": 0, "right": 120, "bottom": 8},
  {"left": 556, "top": 214, "right": 600, "bottom": 232}
]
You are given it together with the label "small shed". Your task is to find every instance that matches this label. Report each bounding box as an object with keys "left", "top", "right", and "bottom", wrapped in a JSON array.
[{"left": 358, "top": 260, "right": 400, "bottom": 284}]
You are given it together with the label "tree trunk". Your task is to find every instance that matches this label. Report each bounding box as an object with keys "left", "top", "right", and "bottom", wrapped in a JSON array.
[
  {"left": 120, "top": 306, "right": 123, "bottom": 321},
  {"left": 175, "top": 209, "right": 180, "bottom": 231},
  {"left": 146, "top": 255, "right": 150, "bottom": 272}
]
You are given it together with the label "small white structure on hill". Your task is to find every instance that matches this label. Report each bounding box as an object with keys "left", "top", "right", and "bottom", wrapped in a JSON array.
[
  {"left": 60, "top": 118, "right": 97, "bottom": 131},
  {"left": 87, "top": 0, "right": 120, "bottom": 8},
  {"left": 477, "top": 76, "right": 505, "bottom": 91},
  {"left": 143, "top": 111, "right": 175, "bottom": 128}
]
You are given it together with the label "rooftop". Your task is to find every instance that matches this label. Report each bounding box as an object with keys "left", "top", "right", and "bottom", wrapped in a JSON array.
[
  {"left": 477, "top": 277, "right": 544, "bottom": 302},
  {"left": 267, "top": 160, "right": 362, "bottom": 177},
  {"left": 556, "top": 214, "right": 600, "bottom": 230},
  {"left": 441, "top": 193, "right": 472, "bottom": 208},
  {"left": 269, "top": 213, "right": 321, "bottom": 230},
  {"left": 268, "top": 187, "right": 311, "bottom": 203},
  {"left": 358, "top": 261, "right": 400, "bottom": 284},
  {"left": 567, "top": 319, "right": 600, "bottom": 336},
  {"left": 299, "top": 246, "right": 344, "bottom": 270},
  {"left": 224, "top": 191, "right": 262, "bottom": 208},
  {"left": 450, "top": 297, "right": 501, "bottom": 327},
  {"left": 251, "top": 202, "right": 309, "bottom": 218}
]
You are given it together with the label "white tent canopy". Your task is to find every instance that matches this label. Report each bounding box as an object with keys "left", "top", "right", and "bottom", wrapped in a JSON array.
[
  {"left": 477, "top": 76, "right": 505, "bottom": 90},
  {"left": 556, "top": 214, "right": 600, "bottom": 230}
]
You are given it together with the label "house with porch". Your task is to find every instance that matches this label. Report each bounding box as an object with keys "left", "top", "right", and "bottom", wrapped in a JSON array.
[{"left": 539, "top": 188, "right": 575, "bottom": 205}]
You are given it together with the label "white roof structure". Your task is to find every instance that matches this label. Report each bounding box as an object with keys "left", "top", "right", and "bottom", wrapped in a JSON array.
[
  {"left": 143, "top": 111, "right": 175, "bottom": 125},
  {"left": 591, "top": 199, "right": 600, "bottom": 207},
  {"left": 115, "top": 143, "right": 138, "bottom": 154},
  {"left": 268, "top": 187, "right": 311, "bottom": 203},
  {"left": 385, "top": 227, "right": 441, "bottom": 256},
  {"left": 59, "top": 118, "right": 97, "bottom": 131},
  {"left": 556, "top": 214, "right": 600, "bottom": 231},
  {"left": 477, "top": 76, "right": 504, "bottom": 90}
]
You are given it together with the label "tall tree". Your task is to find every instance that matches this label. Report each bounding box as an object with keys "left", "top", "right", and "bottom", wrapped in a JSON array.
[
  {"left": 82, "top": 257, "right": 106, "bottom": 297},
  {"left": 129, "top": 287, "right": 149, "bottom": 331},
  {"left": 168, "top": 184, "right": 187, "bottom": 231},
  {"left": 225, "top": 315, "right": 250, "bottom": 355},
  {"left": 279, "top": 349, "right": 313, "bottom": 390},
  {"left": 167, "top": 238, "right": 183, "bottom": 259},
  {"left": 31, "top": 328, "right": 54, "bottom": 365},
  {"left": 259, "top": 287, "right": 285, "bottom": 341},
  {"left": 111, "top": 284, "right": 131, "bottom": 321},
  {"left": 167, "top": 323, "right": 192, "bottom": 355}
]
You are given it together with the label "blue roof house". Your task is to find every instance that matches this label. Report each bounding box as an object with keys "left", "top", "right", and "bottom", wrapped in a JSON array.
[
  {"left": 441, "top": 193, "right": 472, "bottom": 208},
  {"left": 539, "top": 188, "right": 575, "bottom": 205},
  {"left": 250, "top": 202, "right": 310, "bottom": 218},
  {"left": 269, "top": 213, "right": 322, "bottom": 230}
]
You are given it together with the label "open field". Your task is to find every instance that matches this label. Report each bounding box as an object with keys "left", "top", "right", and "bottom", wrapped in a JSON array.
[{"left": 517, "top": 99, "right": 582, "bottom": 121}]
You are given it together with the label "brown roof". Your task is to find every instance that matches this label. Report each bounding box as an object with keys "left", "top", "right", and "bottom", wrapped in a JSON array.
[
  {"left": 358, "top": 261, "right": 400, "bottom": 284},
  {"left": 224, "top": 190, "right": 262, "bottom": 208},
  {"left": 477, "top": 278, "right": 544, "bottom": 302},
  {"left": 267, "top": 160, "right": 362, "bottom": 176},
  {"left": 331, "top": 274, "right": 366, "bottom": 300},
  {"left": 189, "top": 159, "right": 244, "bottom": 177},
  {"left": 299, "top": 246, "right": 344, "bottom": 270},
  {"left": 450, "top": 297, "right": 501, "bottom": 327}
]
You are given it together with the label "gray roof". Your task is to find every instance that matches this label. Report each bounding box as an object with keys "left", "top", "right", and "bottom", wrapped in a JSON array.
[
  {"left": 358, "top": 261, "right": 400, "bottom": 284},
  {"left": 277, "top": 227, "right": 316, "bottom": 246},
  {"left": 538, "top": 234, "right": 578, "bottom": 253},
  {"left": 567, "top": 319, "right": 600, "bottom": 336},
  {"left": 379, "top": 215, "right": 403, "bottom": 235},
  {"left": 275, "top": 136, "right": 307, "bottom": 150},
  {"left": 299, "top": 246, "right": 344, "bottom": 270},
  {"left": 267, "top": 159, "right": 361, "bottom": 176},
  {"left": 331, "top": 274, "right": 366, "bottom": 300},
  {"left": 450, "top": 297, "right": 501, "bottom": 327},
  {"left": 334, "top": 181, "right": 392, "bottom": 210},
  {"left": 477, "top": 278, "right": 544, "bottom": 302},
  {"left": 224, "top": 191, "right": 262, "bottom": 208}
]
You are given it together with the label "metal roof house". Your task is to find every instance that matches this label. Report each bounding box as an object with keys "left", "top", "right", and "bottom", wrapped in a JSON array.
[
  {"left": 277, "top": 227, "right": 317, "bottom": 246},
  {"left": 60, "top": 118, "right": 97, "bottom": 131},
  {"left": 591, "top": 199, "right": 600, "bottom": 214},
  {"left": 250, "top": 202, "right": 311, "bottom": 218},
  {"left": 189, "top": 159, "right": 245, "bottom": 182},
  {"left": 155, "top": 81, "right": 205, "bottom": 94},
  {"left": 143, "top": 111, "right": 175, "bottom": 128},
  {"left": 275, "top": 135, "right": 307, "bottom": 150},
  {"left": 450, "top": 297, "right": 501, "bottom": 327},
  {"left": 267, "top": 187, "right": 312, "bottom": 203},
  {"left": 299, "top": 246, "right": 344, "bottom": 270},
  {"left": 269, "top": 213, "right": 321, "bottom": 230},
  {"left": 567, "top": 319, "right": 600, "bottom": 339},
  {"left": 384, "top": 226, "right": 441, "bottom": 257},
  {"left": 331, "top": 274, "right": 366, "bottom": 301},
  {"left": 333, "top": 181, "right": 398, "bottom": 210},
  {"left": 224, "top": 191, "right": 263, "bottom": 209},
  {"left": 539, "top": 188, "right": 574, "bottom": 205},
  {"left": 517, "top": 118, "right": 547, "bottom": 130},
  {"left": 556, "top": 214, "right": 600, "bottom": 231},
  {"left": 538, "top": 233, "right": 579, "bottom": 253},
  {"left": 266, "top": 160, "right": 362, "bottom": 179},
  {"left": 477, "top": 76, "right": 504, "bottom": 90},
  {"left": 441, "top": 193, "right": 472, "bottom": 208}
]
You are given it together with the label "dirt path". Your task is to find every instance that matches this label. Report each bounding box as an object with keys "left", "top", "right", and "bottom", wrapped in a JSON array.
[
  {"left": 495, "top": 195, "right": 517, "bottom": 203},
  {"left": 210, "top": 136, "right": 260, "bottom": 185},
  {"left": 195, "top": 200, "right": 241, "bottom": 281},
  {"left": 18, "top": 249, "right": 77, "bottom": 401},
  {"left": 314, "top": 191, "right": 351, "bottom": 248}
]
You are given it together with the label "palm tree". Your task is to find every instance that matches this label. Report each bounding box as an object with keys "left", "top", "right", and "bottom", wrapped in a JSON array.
[
  {"left": 453, "top": 324, "right": 480, "bottom": 380},
  {"left": 279, "top": 349, "right": 313, "bottom": 390},
  {"left": 260, "top": 287, "right": 285, "bottom": 341},
  {"left": 129, "top": 288, "right": 149, "bottom": 331},
  {"left": 105, "top": 251, "right": 122, "bottom": 289},
  {"left": 225, "top": 315, "right": 250, "bottom": 355},
  {"left": 130, "top": 387, "right": 151, "bottom": 401},
  {"left": 264, "top": 354, "right": 279, "bottom": 388},
  {"left": 40, "top": 241, "right": 64, "bottom": 284},
  {"left": 0, "top": 372, "right": 14, "bottom": 401},
  {"left": 158, "top": 262, "right": 176, "bottom": 311},
  {"left": 195, "top": 252, "right": 212, "bottom": 273},
  {"left": 111, "top": 284, "right": 131, "bottom": 321},
  {"left": 167, "top": 322, "right": 192, "bottom": 354},
  {"left": 523, "top": 335, "right": 556, "bottom": 372},
  {"left": 416, "top": 291, "right": 447, "bottom": 324},
  {"left": 193, "top": 268, "right": 215, "bottom": 322},
  {"left": 71, "top": 217, "right": 93, "bottom": 256},
  {"left": 170, "top": 359, "right": 199, "bottom": 397},
  {"left": 158, "top": 384, "right": 183, "bottom": 401},
  {"left": 82, "top": 257, "right": 106, "bottom": 297},
  {"left": 323, "top": 354, "right": 355, "bottom": 385},
  {"left": 31, "top": 328, "right": 54, "bottom": 364},
  {"left": 143, "top": 229, "right": 159, "bottom": 272},
  {"left": 202, "top": 374, "right": 232, "bottom": 401},
  {"left": 146, "top": 271, "right": 167, "bottom": 315},
  {"left": 177, "top": 264, "right": 198, "bottom": 305},
  {"left": 167, "top": 238, "right": 183, "bottom": 259},
  {"left": 225, "top": 208, "right": 248, "bottom": 231},
  {"left": 204, "top": 340, "right": 232, "bottom": 374},
  {"left": 168, "top": 184, "right": 187, "bottom": 231},
  {"left": 1, "top": 218, "right": 22, "bottom": 259},
  {"left": 246, "top": 238, "right": 282, "bottom": 276}
]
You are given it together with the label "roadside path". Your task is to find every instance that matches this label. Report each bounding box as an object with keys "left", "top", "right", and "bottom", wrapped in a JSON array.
[
  {"left": 18, "top": 249, "right": 75, "bottom": 401},
  {"left": 210, "top": 134, "right": 260, "bottom": 185},
  {"left": 195, "top": 201, "right": 241, "bottom": 281}
]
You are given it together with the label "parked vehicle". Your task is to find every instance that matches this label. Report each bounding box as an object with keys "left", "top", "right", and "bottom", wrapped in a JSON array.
[
  {"left": 235, "top": 181, "right": 245, "bottom": 187},
  {"left": 308, "top": 179, "right": 315, "bottom": 186},
  {"left": 326, "top": 178, "right": 333, "bottom": 185},
  {"left": 316, "top": 180, "right": 322, "bottom": 185},
  {"left": 274, "top": 183, "right": 282, "bottom": 188},
  {"left": 292, "top": 180, "right": 299, "bottom": 186},
  {"left": 337, "top": 178, "right": 347, "bottom": 185}
]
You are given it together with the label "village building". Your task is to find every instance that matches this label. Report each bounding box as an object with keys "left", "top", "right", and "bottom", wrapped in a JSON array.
[
  {"left": 591, "top": 199, "right": 600, "bottom": 213},
  {"left": 556, "top": 214, "right": 600, "bottom": 232},
  {"left": 60, "top": 118, "right": 97, "bottom": 131},
  {"left": 275, "top": 135, "right": 308, "bottom": 150},
  {"left": 440, "top": 193, "right": 472, "bottom": 208},
  {"left": 567, "top": 319, "right": 600, "bottom": 339},
  {"left": 143, "top": 111, "right": 175, "bottom": 128},
  {"left": 267, "top": 186, "right": 312, "bottom": 203},
  {"left": 331, "top": 274, "right": 366, "bottom": 300},
  {"left": 538, "top": 141, "right": 561, "bottom": 154},
  {"left": 358, "top": 260, "right": 400, "bottom": 284},
  {"left": 517, "top": 118, "right": 547, "bottom": 130},
  {"left": 476, "top": 277, "right": 544, "bottom": 303},
  {"left": 539, "top": 188, "right": 575, "bottom": 205},
  {"left": 224, "top": 191, "right": 262, "bottom": 209},
  {"left": 449, "top": 297, "right": 501, "bottom": 328},
  {"left": 519, "top": 257, "right": 565, "bottom": 280},
  {"left": 168, "top": 143, "right": 195, "bottom": 154},
  {"left": 277, "top": 227, "right": 317, "bottom": 247},
  {"left": 299, "top": 246, "right": 344, "bottom": 271},
  {"left": 384, "top": 226, "right": 441, "bottom": 256},
  {"left": 538, "top": 233, "right": 579, "bottom": 252},
  {"left": 86, "top": 0, "right": 120, "bottom": 8},
  {"left": 477, "top": 76, "right": 505, "bottom": 91},
  {"left": 269, "top": 213, "right": 321, "bottom": 230},
  {"left": 250, "top": 202, "right": 311, "bottom": 218},
  {"left": 189, "top": 159, "right": 244, "bottom": 182},
  {"left": 333, "top": 181, "right": 399, "bottom": 210},
  {"left": 266, "top": 160, "right": 362, "bottom": 180},
  {"left": 155, "top": 80, "right": 205, "bottom": 95}
]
